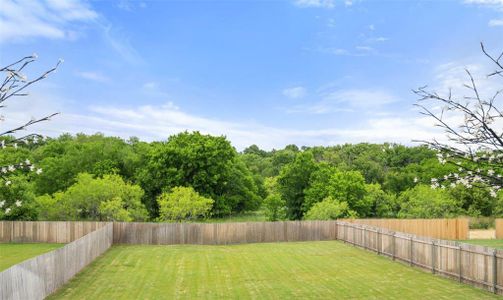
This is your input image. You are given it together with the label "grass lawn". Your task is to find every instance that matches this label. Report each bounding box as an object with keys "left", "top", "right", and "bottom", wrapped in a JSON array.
[
  {"left": 0, "top": 243, "right": 63, "bottom": 271},
  {"left": 461, "top": 239, "right": 503, "bottom": 249},
  {"left": 49, "top": 241, "right": 498, "bottom": 299}
]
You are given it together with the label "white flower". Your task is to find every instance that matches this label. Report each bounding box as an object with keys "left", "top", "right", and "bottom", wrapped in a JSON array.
[
  {"left": 15, "top": 200, "right": 22, "bottom": 207},
  {"left": 36, "top": 168, "right": 43, "bottom": 175},
  {"left": 0, "top": 200, "right": 4, "bottom": 208},
  {"left": 488, "top": 169, "right": 495, "bottom": 176},
  {"left": 490, "top": 190, "right": 497, "bottom": 198},
  {"left": 5, "top": 180, "right": 11, "bottom": 186},
  {"left": 413, "top": 177, "right": 418, "bottom": 183},
  {"left": 7, "top": 165, "right": 15, "bottom": 172},
  {"left": 29, "top": 165, "right": 35, "bottom": 171},
  {"left": 25, "top": 159, "right": 30, "bottom": 165},
  {"left": 450, "top": 182, "right": 456, "bottom": 188},
  {"left": 5, "top": 208, "right": 10, "bottom": 214}
]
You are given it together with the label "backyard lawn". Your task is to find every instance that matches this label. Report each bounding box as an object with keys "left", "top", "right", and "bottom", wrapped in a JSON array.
[
  {"left": 49, "top": 241, "right": 498, "bottom": 299},
  {"left": 0, "top": 243, "right": 63, "bottom": 271},
  {"left": 461, "top": 239, "right": 503, "bottom": 250}
]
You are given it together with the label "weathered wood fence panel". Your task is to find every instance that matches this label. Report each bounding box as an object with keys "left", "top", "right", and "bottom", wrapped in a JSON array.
[
  {"left": 341, "top": 218, "right": 469, "bottom": 240},
  {"left": 336, "top": 222, "right": 502, "bottom": 296},
  {"left": 496, "top": 219, "right": 503, "bottom": 239},
  {"left": 113, "top": 221, "right": 338, "bottom": 245},
  {"left": 0, "top": 221, "right": 106, "bottom": 243},
  {"left": 0, "top": 223, "right": 113, "bottom": 300}
]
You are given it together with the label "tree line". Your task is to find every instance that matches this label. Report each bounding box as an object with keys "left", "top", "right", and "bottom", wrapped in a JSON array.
[{"left": 1, "top": 131, "right": 502, "bottom": 222}]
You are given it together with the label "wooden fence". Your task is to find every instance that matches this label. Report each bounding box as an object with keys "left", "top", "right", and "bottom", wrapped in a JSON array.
[
  {"left": 0, "top": 221, "right": 106, "bottom": 243},
  {"left": 496, "top": 219, "right": 503, "bottom": 239},
  {"left": 113, "top": 221, "right": 338, "bottom": 245},
  {"left": 0, "top": 223, "right": 113, "bottom": 300},
  {"left": 336, "top": 222, "right": 502, "bottom": 295},
  {"left": 0, "top": 220, "right": 501, "bottom": 297},
  {"left": 341, "top": 218, "right": 469, "bottom": 240}
]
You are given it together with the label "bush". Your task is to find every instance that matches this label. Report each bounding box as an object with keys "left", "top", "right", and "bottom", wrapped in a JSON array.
[
  {"left": 263, "top": 194, "right": 286, "bottom": 221},
  {"left": 157, "top": 186, "right": 214, "bottom": 222},
  {"left": 398, "top": 184, "right": 463, "bottom": 218},
  {"left": 304, "top": 197, "right": 357, "bottom": 220},
  {"left": 35, "top": 173, "right": 148, "bottom": 221}
]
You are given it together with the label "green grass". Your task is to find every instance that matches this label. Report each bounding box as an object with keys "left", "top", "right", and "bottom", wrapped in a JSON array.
[
  {"left": 0, "top": 243, "right": 63, "bottom": 271},
  {"left": 49, "top": 241, "right": 498, "bottom": 299},
  {"left": 461, "top": 239, "right": 503, "bottom": 249}
]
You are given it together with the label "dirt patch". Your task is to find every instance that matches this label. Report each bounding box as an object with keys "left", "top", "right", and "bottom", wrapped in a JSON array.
[{"left": 468, "top": 229, "right": 495, "bottom": 239}]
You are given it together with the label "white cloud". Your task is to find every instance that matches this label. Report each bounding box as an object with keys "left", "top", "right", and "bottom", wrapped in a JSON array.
[
  {"left": 0, "top": 0, "right": 97, "bottom": 43},
  {"left": 366, "top": 37, "right": 389, "bottom": 43},
  {"left": 465, "top": 0, "right": 503, "bottom": 26},
  {"left": 282, "top": 86, "right": 307, "bottom": 99},
  {"left": 294, "top": 0, "right": 335, "bottom": 9},
  {"left": 75, "top": 71, "right": 109, "bottom": 83},
  {"left": 489, "top": 18, "right": 503, "bottom": 26},
  {"left": 321, "top": 89, "right": 397, "bottom": 109},
  {"left": 1, "top": 85, "right": 444, "bottom": 150}
]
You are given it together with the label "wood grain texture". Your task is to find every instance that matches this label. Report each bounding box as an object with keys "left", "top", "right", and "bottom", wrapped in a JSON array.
[
  {"left": 341, "top": 218, "right": 469, "bottom": 240},
  {"left": 0, "top": 221, "right": 106, "bottom": 243},
  {"left": 496, "top": 219, "right": 503, "bottom": 239},
  {"left": 113, "top": 221, "right": 338, "bottom": 245},
  {"left": 0, "top": 223, "right": 113, "bottom": 300},
  {"left": 336, "top": 221, "right": 502, "bottom": 296}
]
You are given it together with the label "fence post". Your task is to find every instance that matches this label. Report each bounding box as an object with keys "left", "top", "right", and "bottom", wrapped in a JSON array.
[
  {"left": 377, "top": 229, "right": 381, "bottom": 255},
  {"left": 392, "top": 232, "right": 396, "bottom": 261},
  {"left": 431, "top": 240, "right": 436, "bottom": 274},
  {"left": 493, "top": 249, "right": 498, "bottom": 294},
  {"left": 353, "top": 225, "right": 356, "bottom": 245},
  {"left": 335, "top": 222, "right": 338, "bottom": 240},
  {"left": 363, "top": 227, "right": 366, "bottom": 250},
  {"left": 409, "top": 236, "right": 413, "bottom": 266},
  {"left": 458, "top": 245, "right": 462, "bottom": 283}
]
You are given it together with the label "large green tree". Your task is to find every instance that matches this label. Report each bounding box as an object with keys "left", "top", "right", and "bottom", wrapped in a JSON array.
[
  {"left": 138, "top": 131, "right": 261, "bottom": 217},
  {"left": 277, "top": 152, "right": 318, "bottom": 220}
]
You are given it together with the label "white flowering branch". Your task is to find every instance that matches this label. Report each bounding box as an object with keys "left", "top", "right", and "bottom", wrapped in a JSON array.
[
  {"left": 414, "top": 43, "right": 503, "bottom": 197},
  {"left": 0, "top": 54, "right": 60, "bottom": 218}
]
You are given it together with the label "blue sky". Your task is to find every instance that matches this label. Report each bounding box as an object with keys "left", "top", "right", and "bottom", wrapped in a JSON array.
[{"left": 1, "top": 0, "right": 502, "bottom": 150}]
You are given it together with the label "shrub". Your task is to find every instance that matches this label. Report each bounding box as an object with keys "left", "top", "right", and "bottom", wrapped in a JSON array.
[
  {"left": 304, "top": 197, "right": 357, "bottom": 220},
  {"left": 157, "top": 186, "right": 213, "bottom": 222}
]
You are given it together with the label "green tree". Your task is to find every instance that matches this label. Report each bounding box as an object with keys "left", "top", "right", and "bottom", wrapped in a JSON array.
[
  {"left": 35, "top": 173, "right": 148, "bottom": 221},
  {"left": 364, "top": 183, "right": 398, "bottom": 217},
  {"left": 157, "top": 186, "right": 213, "bottom": 222},
  {"left": 32, "top": 134, "right": 144, "bottom": 195},
  {"left": 0, "top": 175, "right": 38, "bottom": 220},
  {"left": 304, "top": 196, "right": 356, "bottom": 220},
  {"left": 139, "top": 131, "right": 261, "bottom": 217},
  {"left": 262, "top": 177, "right": 286, "bottom": 221},
  {"left": 398, "top": 185, "right": 463, "bottom": 218},
  {"left": 278, "top": 152, "right": 318, "bottom": 220}
]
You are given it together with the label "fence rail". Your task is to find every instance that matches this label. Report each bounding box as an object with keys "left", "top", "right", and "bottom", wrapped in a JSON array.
[
  {"left": 0, "top": 221, "right": 107, "bottom": 243},
  {"left": 496, "top": 219, "right": 503, "bottom": 239},
  {"left": 0, "top": 223, "right": 113, "bottom": 300},
  {"left": 336, "top": 222, "right": 502, "bottom": 295},
  {"left": 340, "top": 218, "right": 469, "bottom": 240},
  {"left": 0, "top": 220, "right": 501, "bottom": 297},
  {"left": 113, "top": 221, "right": 338, "bottom": 245}
]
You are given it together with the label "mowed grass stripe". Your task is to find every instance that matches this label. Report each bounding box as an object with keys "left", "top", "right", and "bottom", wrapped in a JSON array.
[
  {"left": 48, "top": 241, "right": 499, "bottom": 300},
  {"left": 0, "top": 243, "right": 63, "bottom": 271}
]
